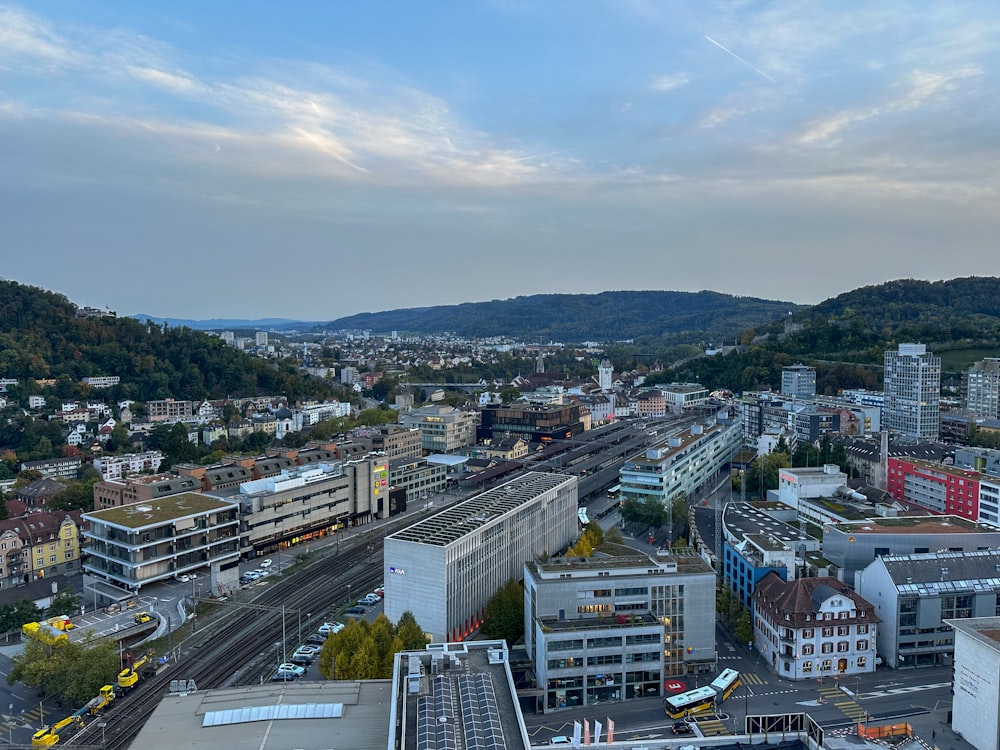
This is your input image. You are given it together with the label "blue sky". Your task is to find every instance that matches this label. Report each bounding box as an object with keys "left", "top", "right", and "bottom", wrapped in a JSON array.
[{"left": 2, "top": 1, "right": 998, "bottom": 320}]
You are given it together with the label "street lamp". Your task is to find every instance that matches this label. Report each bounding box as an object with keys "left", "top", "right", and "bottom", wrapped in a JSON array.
[{"left": 97, "top": 720, "right": 107, "bottom": 750}]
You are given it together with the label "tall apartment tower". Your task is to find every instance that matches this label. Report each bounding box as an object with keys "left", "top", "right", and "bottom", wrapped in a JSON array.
[
  {"left": 964, "top": 358, "right": 1000, "bottom": 419},
  {"left": 883, "top": 343, "right": 941, "bottom": 440},
  {"left": 598, "top": 359, "right": 613, "bottom": 391},
  {"left": 781, "top": 364, "right": 816, "bottom": 398}
]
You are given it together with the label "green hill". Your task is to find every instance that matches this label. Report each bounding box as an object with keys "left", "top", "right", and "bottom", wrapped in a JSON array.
[
  {"left": 0, "top": 280, "right": 334, "bottom": 403},
  {"left": 322, "top": 290, "right": 801, "bottom": 344}
]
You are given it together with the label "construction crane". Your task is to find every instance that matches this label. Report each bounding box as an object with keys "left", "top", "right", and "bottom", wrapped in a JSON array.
[{"left": 30, "top": 711, "right": 86, "bottom": 747}]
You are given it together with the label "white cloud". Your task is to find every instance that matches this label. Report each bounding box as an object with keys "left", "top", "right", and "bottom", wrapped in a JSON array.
[
  {"left": 126, "top": 65, "right": 200, "bottom": 94},
  {"left": 0, "top": 6, "right": 76, "bottom": 71},
  {"left": 650, "top": 72, "right": 690, "bottom": 92}
]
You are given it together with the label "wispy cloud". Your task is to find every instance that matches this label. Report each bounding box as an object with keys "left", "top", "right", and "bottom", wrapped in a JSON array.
[
  {"left": 650, "top": 72, "right": 690, "bottom": 92},
  {"left": 0, "top": 6, "right": 76, "bottom": 71},
  {"left": 798, "top": 64, "right": 982, "bottom": 146}
]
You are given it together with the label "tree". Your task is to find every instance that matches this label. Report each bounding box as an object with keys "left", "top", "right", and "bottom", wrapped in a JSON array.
[
  {"left": 9, "top": 638, "right": 119, "bottom": 705},
  {"left": 480, "top": 578, "right": 524, "bottom": 645},
  {"left": 620, "top": 496, "right": 667, "bottom": 529},
  {"left": 13, "top": 469, "right": 43, "bottom": 490},
  {"left": 0, "top": 600, "right": 42, "bottom": 633},
  {"left": 47, "top": 591, "right": 81, "bottom": 619},
  {"left": 318, "top": 612, "right": 427, "bottom": 680},
  {"left": 603, "top": 526, "right": 624, "bottom": 545}
]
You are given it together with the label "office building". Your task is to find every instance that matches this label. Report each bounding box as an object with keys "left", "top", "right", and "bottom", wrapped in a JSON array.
[
  {"left": 383, "top": 472, "right": 578, "bottom": 642},
  {"left": 883, "top": 343, "right": 941, "bottom": 439},
  {"left": 477, "top": 402, "right": 585, "bottom": 444},
  {"left": 660, "top": 383, "right": 710, "bottom": 413},
  {"left": 400, "top": 405, "right": 478, "bottom": 453},
  {"left": 388, "top": 457, "right": 447, "bottom": 504},
  {"left": 887, "top": 457, "right": 982, "bottom": 520},
  {"left": 83, "top": 493, "right": 240, "bottom": 599},
  {"left": 524, "top": 550, "right": 715, "bottom": 712},
  {"left": 857, "top": 550, "right": 1000, "bottom": 670},
  {"left": 781, "top": 365, "right": 817, "bottom": 399},
  {"left": 93, "top": 451, "right": 165, "bottom": 481},
  {"left": 146, "top": 398, "right": 195, "bottom": 422},
  {"left": 619, "top": 417, "right": 741, "bottom": 505}
]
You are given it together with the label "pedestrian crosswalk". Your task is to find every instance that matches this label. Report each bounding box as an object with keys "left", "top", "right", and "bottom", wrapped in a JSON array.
[
  {"left": 696, "top": 717, "right": 730, "bottom": 737},
  {"left": 816, "top": 687, "right": 867, "bottom": 722},
  {"left": 741, "top": 673, "right": 766, "bottom": 686}
]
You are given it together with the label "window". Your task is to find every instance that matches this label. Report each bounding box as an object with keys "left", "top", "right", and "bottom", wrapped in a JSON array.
[
  {"left": 802, "top": 628, "right": 814, "bottom": 638},
  {"left": 802, "top": 661, "right": 813, "bottom": 673},
  {"left": 858, "top": 624, "right": 869, "bottom": 634},
  {"left": 821, "top": 659, "right": 832, "bottom": 671},
  {"left": 857, "top": 656, "right": 867, "bottom": 668},
  {"left": 63, "top": 551, "right": 73, "bottom": 560},
  {"left": 837, "top": 641, "right": 849, "bottom": 652},
  {"left": 822, "top": 627, "right": 833, "bottom": 637},
  {"left": 49, "top": 555, "right": 56, "bottom": 563},
  {"left": 837, "top": 626, "right": 849, "bottom": 636},
  {"left": 856, "top": 640, "right": 869, "bottom": 651},
  {"left": 821, "top": 643, "right": 833, "bottom": 654},
  {"left": 802, "top": 644, "right": 814, "bottom": 655}
]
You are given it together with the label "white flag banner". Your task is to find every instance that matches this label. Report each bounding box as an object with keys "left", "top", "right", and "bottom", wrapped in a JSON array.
[
  {"left": 572, "top": 720, "right": 582, "bottom": 748},
  {"left": 594, "top": 720, "right": 603, "bottom": 744}
]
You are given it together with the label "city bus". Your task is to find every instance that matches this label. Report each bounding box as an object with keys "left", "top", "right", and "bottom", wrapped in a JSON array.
[
  {"left": 606, "top": 484, "right": 621, "bottom": 500},
  {"left": 664, "top": 686, "right": 717, "bottom": 719},
  {"left": 578, "top": 507, "right": 590, "bottom": 526},
  {"left": 709, "top": 668, "right": 741, "bottom": 702}
]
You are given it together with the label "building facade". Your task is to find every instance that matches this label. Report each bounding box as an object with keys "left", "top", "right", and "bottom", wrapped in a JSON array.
[
  {"left": 883, "top": 343, "right": 941, "bottom": 439},
  {"left": 387, "top": 457, "right": 448, "bottom": 504},
  {"left": 400, "top": 405, "right": 478, "bottom": 453},
  {"left": 146, "top": 399, "right": 195, "bottom": 422},
  {"left": 781, "top": 365, "right": 817, "bottom": 399},
  {"left": 887, "top": 457, "right": 982, "bottom": 520},
  {"left": 619, "top": 417, "right": 741, "bottom": 506},
  {"left": 857, "top": 550, "right": 1000, "bottom": 670},
  {"left": 524, "top": 549, "right": 716, "bottom": 712},
  {"left": 93, "top": 451, "right": 165, "bottom": 481},
  {"left": 660, "top": 383, "right": 710, "bottom": 413},
  {"left": 83, "top": 493, "right": 240, "bottom": 595},
  {"left": 964, "top": 358, "right": 1000, "bottom": 419},
  {"left": 384, "top": 473, "right": 578, "bottom": 642},
  {"left": 753, "top": 573, "right": 879, "bottom": 680},
  {"left": 947, "top": 616, "right": 1000, "bottom": 750}
]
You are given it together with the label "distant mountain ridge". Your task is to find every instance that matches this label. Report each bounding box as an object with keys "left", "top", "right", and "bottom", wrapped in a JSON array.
[
  {"left": 131, "top": 315, "right": 305, "bottom": 331},
  {"left": 317, "top": 290, "right": 802, "bottom": 343}
]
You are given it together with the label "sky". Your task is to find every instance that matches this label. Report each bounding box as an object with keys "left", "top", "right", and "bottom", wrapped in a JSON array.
[{"left": 2, "top": 1, "right": 998, "bottom": 321}]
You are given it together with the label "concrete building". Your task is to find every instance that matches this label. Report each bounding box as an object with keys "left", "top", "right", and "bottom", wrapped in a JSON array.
[
  {"left": 365, "top": 424, "right": 422, "bottom": 459},
  {"left": 660, "top": 383, "right": 710, "bottom": 413},
  {"left": 723, "top": 535, "right": 794, "bottom": 611},
  {"left": 400, "top": 404, "right": 478, "bottom": 453},
  {"left": 753, "top": 573, "right": 879, "bottom": 681},
  {"left": 781, "top": 365, "right": 817, "bottom": 399},
  {"left": 823, "top": 516, "right": 1000, "bottom": 586},
  {"left": 778, "top": 465, "right": 850, "bottom": 508},
  {"left": 619, "top": 417, "right": 741, "bottom": 505},
  {"left": 388, "top": 457, "right": 448, "bottom": 504},
  {"left": 93, "top": 450, "right": 165, "bottom": 481},
  {"left": 81, "top": 375, "right": 120, "bottom": 388},
  {"left": 477, "top": 402, "right": 585, "bottom": 444},
  {"left": 858, "top": 550, "right": 1000, "bottom": 671},
  {"left": 524, "top": 549, "right": 715, "bottom": 712},
  {"left": 964, "top": 358, "right": 1000, "bottom": 420},
  {"left": 383, "top": 472, "right": 578, "bottom": 642},
  {"left": 146, "top": 398, "right": 195, "bottom": 422},
  {"left": 947, "top": 616, "right": 1000, "bottom": 750},
  {"left": 83, "top": 493, "right": 240, "bottom": 599},
  {"left": 636, "top": 390, "right": 666, "bottom": 418},
  {"left": 19, "top": 456, "right": 81, "bottom": 481},
  {"left": 883, "top": 343, "right": 941, "bottom": 439}
]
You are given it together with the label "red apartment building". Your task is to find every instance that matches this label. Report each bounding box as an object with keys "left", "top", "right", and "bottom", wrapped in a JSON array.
[{"left": 887, "top": 457, "right": 982, "bottom": 521}]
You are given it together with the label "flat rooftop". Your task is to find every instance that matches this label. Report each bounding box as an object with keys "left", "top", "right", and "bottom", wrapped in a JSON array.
[
  {"left": 84, "top": 493, "right": 237, "bottom": 529},
  {"left": 831, "top": 515, "right": 986, "bottom": 535},
  {"left": 629, "top": 422, "right": 724, "bottom": 467},
  {"left": 723, "top": 502, "right": 817, "bottom": 546},
  {"left": 132, "top": 680, "right": 391, "bottom": 750},
  {"left": 531, "top": 547, "right": 713, "bottom": 576},
  {"left": 388, "top": 472, "right": 574, "bottom": 547}
]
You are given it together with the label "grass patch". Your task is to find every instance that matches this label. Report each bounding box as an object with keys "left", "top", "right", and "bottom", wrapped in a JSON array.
[{"left": 938, "top": 348, "right": 1000, "bottom": 373}]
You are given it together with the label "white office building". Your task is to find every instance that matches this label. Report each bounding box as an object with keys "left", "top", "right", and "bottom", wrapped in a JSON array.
[
  {"left": 883, "top": 343, "right": 941, "bottom": 439},
  {"left": 948, "top": 616, "right": 1000, "bottom": 750},
  {"left": 383, "top": 472, "right": 578, "bottom": 642},
  {"left": 781, "top": 365, "right": 816, "bottom": 398}
]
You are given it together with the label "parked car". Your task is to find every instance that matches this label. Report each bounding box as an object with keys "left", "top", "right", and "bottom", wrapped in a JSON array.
[
  {"left": 672, "top": 722, "right": 693, "bottom": 736},
  {"left": 549, "top": 737, "right": 572, "bottom": 746},
  {"left": 175, "top": 574, "right": 191, "bottom": 583},
  {"left": 306, "top": 633, "right": 327, "bottom": 646},
  {"left": 271, "top": 672, "right": 298, "bottom": 682},
  {"left": 290, "top": 653, "right": 313, "bottom": 666},
  {"left": 318, "top": 622, "right": 345, "bottom": 636},
  {"left": 345, "top": 605, "right": 366, "bottom": 615},
  {"left": 359, "top": 594, "right": 380, "bottom": 606},
  {"left": 260, "top": 559, "right": 273, "bottom": 568},
  {"left": 275, "top": 663, "right": 306, "bottom": 678}
]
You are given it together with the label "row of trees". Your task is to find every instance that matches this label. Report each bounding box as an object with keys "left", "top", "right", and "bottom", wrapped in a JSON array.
[
  {"left": 620, "top": 494, "right": 688, "bottom": 543},
  {"left": 0, "top": 591, "right": 81, "bottom": 635},
  {"left": 318, "top": 612, "right": 426, "bottom": 680},
  {"left": 9, "top": 638, "right": 120, "bottom": 706}
]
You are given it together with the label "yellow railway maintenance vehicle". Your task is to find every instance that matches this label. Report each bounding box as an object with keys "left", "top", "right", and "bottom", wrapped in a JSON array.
[{"left": 31, "top": 712, "right": 86, "bottom": 747}]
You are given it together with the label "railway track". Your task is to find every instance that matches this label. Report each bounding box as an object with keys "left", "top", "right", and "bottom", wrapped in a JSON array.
[{"left": 65, "top": 526, "right": 391, "bottom": 749}]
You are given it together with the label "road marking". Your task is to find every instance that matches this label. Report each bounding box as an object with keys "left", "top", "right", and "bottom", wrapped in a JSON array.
[{"left": 863, "top": 682, "right": 950, "bottom": 699}]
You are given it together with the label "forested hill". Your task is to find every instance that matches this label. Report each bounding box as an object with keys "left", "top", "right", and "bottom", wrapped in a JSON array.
[
  {"left": 0, "top": 281, "right": 333, "bottom": 402},
  {"left": 804, "top": 277, "right": 1000, "bottom": 335},
  {"left": 322, "top": 290, "right": 800, "bottom": 343}
]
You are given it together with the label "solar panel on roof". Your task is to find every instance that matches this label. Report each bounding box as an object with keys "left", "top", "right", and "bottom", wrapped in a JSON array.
[{"left": 201, "top": 702, "right": 343, "bottom": 726}]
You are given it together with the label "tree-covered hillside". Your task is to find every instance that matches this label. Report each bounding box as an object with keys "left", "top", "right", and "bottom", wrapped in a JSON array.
[
  {"left": 0, "top": 280, "right": 334, "bottom": 402},
  {"left": 660, "top": 276, "right": 1000, "bottom": 394},
  {"left": 322, "top": 290, "right": 800, "bottom": 343}
]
